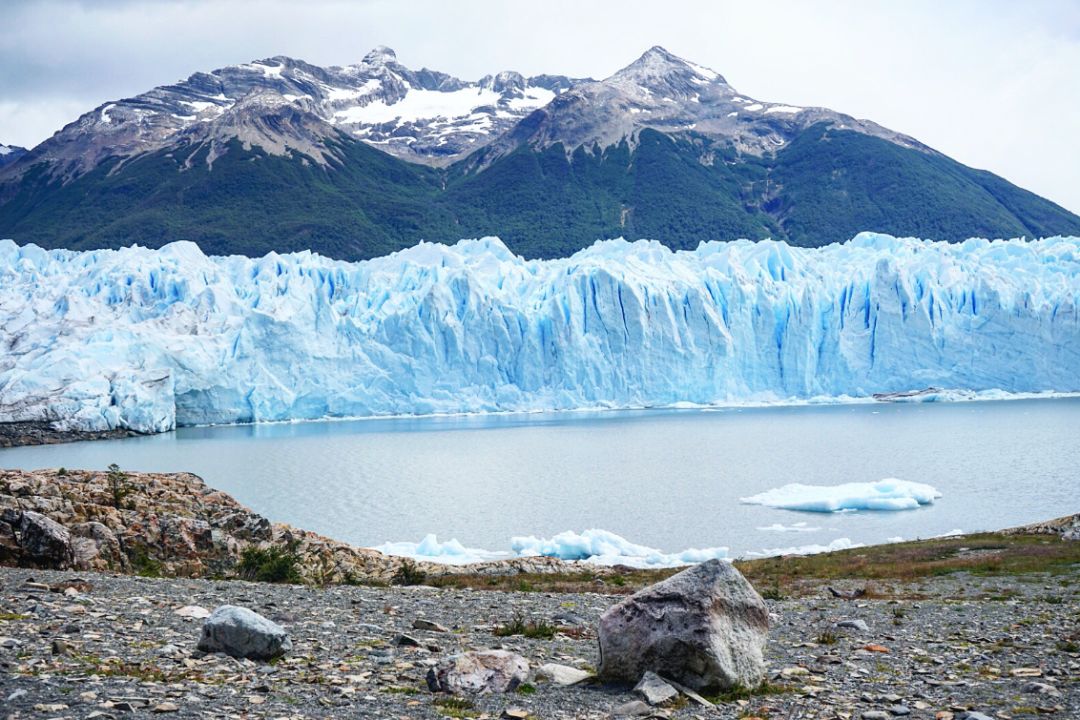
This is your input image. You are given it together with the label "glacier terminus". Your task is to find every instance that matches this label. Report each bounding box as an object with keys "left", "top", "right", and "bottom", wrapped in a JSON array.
[{"left": 1, "top": 232, "right": 1078, "bottom": 434}]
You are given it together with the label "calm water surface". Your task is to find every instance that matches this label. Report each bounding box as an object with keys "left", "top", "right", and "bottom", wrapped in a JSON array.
[{"left": 2, "top": 400, "right": 1078, "bottom": 558}]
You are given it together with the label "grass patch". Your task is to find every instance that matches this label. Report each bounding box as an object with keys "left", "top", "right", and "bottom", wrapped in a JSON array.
[
  {"left": 129, "top": 547, "right": 164, "bottom": 578},
  {"left": 705, "top": 681, "right": 793, "bottom": 704},
  {"left": 516, "top": 682, "right": 537, "bottom": 695},
  {"left": 494, "top": 613, "right": 558, "bottom": 640},
  {"left": 391, "top": 559, "right": 428, "bottom": 586},
  {"left": 382, "top": 685, "right": 422, "bottom": 695},
  {"left": 432, "top": 696, "right": 478, "bottom": 718},
  {"left": 237, "top": 543, "right": 303, "bottom": 584},
  {"left": 0, "top": 613, "right": 28, "bottom": 621},
  {"left": 815, "top": 629, "right": 839, "bottom": 645}
]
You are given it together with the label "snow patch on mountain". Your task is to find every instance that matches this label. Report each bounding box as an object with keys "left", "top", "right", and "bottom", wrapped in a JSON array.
[{"left": 0, "top": 232, "right": 1077, "bottom": 434}]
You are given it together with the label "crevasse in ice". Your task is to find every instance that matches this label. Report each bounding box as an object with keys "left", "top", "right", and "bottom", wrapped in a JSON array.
[{"left": 1, "top": 232, "right": 1077, "bottom": 433}]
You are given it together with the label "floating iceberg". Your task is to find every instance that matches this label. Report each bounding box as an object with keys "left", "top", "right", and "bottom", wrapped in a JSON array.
[
  {"left": 373, "top": 528, "right": 729, "bottom": 568},
  {"left": 372, "top": 534, "right": 509, "bottom": 565},
  {"left": 740, "top": 478, "right": 942, "bottom": 512},
  {"left": 510, "top": 529, "right": 730, "bottom": 567},
  {"left": 1, "top": 232, "right": 1079, "bottom": 433},
  {"left": 742, "top": 537, "right": 862, "bottom": 557}
]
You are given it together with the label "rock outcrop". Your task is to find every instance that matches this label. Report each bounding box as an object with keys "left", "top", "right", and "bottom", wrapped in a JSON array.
[
  {"left": 597, "top": 558, "right": 769, "bottom": 692},
  {"left": 0, "top": 468, "right": 599, "bottom": 585}
]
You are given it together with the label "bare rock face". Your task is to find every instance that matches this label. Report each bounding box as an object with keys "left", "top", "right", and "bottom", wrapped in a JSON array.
[
  {"left": 426, "top": 650, "right": 530, "bottom": 694},
  {"left": 0, "top": 509, "right": 75, "bottom": 569},
  {"left": 197, "top": 605, "right": 292, "bottom": 661},
  {"left": 597, "top": 559, "right": 769, "bottom": 692}
]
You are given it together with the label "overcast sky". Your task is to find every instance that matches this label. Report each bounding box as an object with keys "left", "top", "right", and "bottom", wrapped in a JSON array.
[{"left": 3, "top": 0, "right": 1079, "bottom": 213}]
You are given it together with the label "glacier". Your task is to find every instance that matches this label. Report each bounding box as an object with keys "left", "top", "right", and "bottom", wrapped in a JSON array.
[{"left": 0, "top": 232, "right": 1079, "bottom": 433}]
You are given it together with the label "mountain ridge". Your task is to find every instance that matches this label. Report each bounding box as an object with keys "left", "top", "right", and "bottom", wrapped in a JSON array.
[{"left": 1, "top": 46, "right": 1078, "bottom": 259}]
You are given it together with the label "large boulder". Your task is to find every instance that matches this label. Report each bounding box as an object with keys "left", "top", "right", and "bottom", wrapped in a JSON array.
[
  {"left": 426, "top": 650, "right": 530, "bottom": 694},
  {"left": 197, "top": 605, "right": 292, "bottom": 661},
  {"left": 0, "top": 509, "right": 75, "bottom": 569},
  {"left": 597, "top": 559, "right": 768, "bottom": 692}
]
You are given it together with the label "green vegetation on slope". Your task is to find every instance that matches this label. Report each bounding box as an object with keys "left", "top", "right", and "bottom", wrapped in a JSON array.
[{"left": 1, "top": 124, "right": 1077, "bottom": 259}]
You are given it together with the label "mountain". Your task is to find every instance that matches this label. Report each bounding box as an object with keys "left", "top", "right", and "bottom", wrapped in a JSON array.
[
  {"left": 0, "top": 144, "right": 27, "bottom": 168},
  {"left": 1, "top": 47, "right": 1078, "bottom": 259}
]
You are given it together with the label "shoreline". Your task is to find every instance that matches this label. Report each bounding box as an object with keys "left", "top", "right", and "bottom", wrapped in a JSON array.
[{"left": 3, "top": 387, "right": 1078, "bottom": 449}]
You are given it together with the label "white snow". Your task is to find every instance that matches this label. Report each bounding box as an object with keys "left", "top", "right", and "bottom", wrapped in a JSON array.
[
  {"left": 325, "top": 80, "right": 381, "bottom": 102},
  {"left": 687, "top": 61, "right": 720, "bottom": 81},
  {"left": 0, "top": 145, "right": 11, "bottom": 156},
  {"left": 726, "top": 111, "right": 738, "bottom": 117},
  {"left": 179, "top": 100, "right": 224, "bottom": 114},
  {"left": 0, "top": 232, "right": 1078, "bottom": 434},
  {"left": 743, "top": 103, "right": 764, "bottom": 112},
  {"left": 505, "top": 87, "right": 556, "bottom": 111},
  {"left": 740, "top": 479, "right": 943, "bottom": 512},
  {"left": 99, "top": 104, "right": 117, "bottom": 124},
  {"left": 764, "top": 105, "right": 804, "bottom": 114},
  {"left": 333, "top": 86, "right": 502, "bottom": 125}
]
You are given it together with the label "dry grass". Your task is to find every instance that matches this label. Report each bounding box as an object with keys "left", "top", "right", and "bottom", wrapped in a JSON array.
[{"left": 425, "top": 533, "right": 1079, "bottom": 596}]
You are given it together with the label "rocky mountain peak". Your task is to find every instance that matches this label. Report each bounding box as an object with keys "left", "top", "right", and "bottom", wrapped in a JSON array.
[
  {"left": 608, "top": 45, "right": 727, "bottom": 93},
  {"left": 362, "top": 45, "right": 397, "bottom": 66}
]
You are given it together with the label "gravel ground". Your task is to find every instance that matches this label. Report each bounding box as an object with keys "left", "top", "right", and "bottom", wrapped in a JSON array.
[{"left": 1, "top": 566, "right": 1077, "bottom": 719}]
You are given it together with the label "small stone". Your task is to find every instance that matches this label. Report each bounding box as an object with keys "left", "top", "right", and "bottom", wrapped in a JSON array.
[
  {"left": 935, "top": 713, "right": 954, "bottom": 720},
  {"left": 863, "top": 644, "right": 890, "bottom": 653},
  {"left": 502, "top": 709, "right": 529, "bottom": 719},
  {"left": 395, "top": 633, "right": 422, "bottom": 647},
  {"left": 152, "top": 702, "right": 180, "bottom": 713},
  {"left": 1021, "top": 682, "right": 1061, "bottom": 697},
  {"left": 837, "top": 619, "right": 870, "bottom": 633},
  {"left": 862, "top": 712, "right": 890, "bottom": 720},
  {"left": 610, "top": 700, "right": 655, "bottom": 717},
  {"left": 175, "top": 605, "right": 211, "bottom": 619},
  {"left": 51, "top": 638, "right": 71, "bottom": 655},
  {"left": 412, "top": 618, "right": 449, "bottom": 632},
  {"left": 1010, "top": 667, "right": 1042, "bottom": 677},
  {"left": 534, "top": 662, "right": 593, "bottom": 686},
  {"left": 6, "top": 689, "right": 28, "bottom": 702},
  {"left": 957, "top": 714, "right": 993, "bottom": 720},
  {"left": 889, "top": 706, "right": 911, "bottom": 716},
  {"left": 634, "top": 671, "right": 678, "bottom": 706},
  {"left": 34, "top": 704, "right": 69, "bottom": 712}
]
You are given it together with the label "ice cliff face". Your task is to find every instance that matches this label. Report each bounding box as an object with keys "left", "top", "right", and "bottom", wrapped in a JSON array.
[{"left": 1, "top": 233, "right": 1077, "bottom": 434}]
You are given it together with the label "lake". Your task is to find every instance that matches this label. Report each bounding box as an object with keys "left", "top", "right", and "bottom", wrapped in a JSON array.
[{"left": 2, "top": 399, "right": 1078, "bottom": 564}]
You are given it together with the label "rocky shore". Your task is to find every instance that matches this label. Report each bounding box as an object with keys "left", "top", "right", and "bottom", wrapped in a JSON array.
[
  {"left": 0, "top": 468, "right": 577, "bottom": 585},
  {"left": 1, "top": 468, "right": 1077, "bottom": 718},
  {"left": 0, "top": 424, "right": 143, "bottom": 449},
  {"left": 1, "top": 561, "right": 1076, "bottom": 719}
]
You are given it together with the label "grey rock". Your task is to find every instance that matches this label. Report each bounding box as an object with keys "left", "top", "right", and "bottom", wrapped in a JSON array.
[
  {"left": 862, "top": 712, "right": 890, "bottom": 720},
  {"left": 394, "top": 633, "right": 422, "bottom": 647},
  {"left": 836, "top": 619, "right": 870, "bottom": 633},
  {"left": 534, "top": 662, "right": 593, "bottom": 686},
  {"left": 957, "top": 714, "right": 994, "bottom": 720},
  {"left": 634, "top": 671, "right": 678, "bottom": 706},
  {"left": 1021, "top": 681, "right": 1061, "bottom": 696},
  {"left": 888, "top": 706, "right": 911, "bottom": 716},
  {"left": 197, "top": 605, "right": 291, "bottom": 661},
  {"left": 412, "top": 618, "right": 449, "bottom": 632},
  {"left": 597, "top": 559, "right": 768, "bottom": 692},
  {"left": 1, "top": 510, "right": 74, "bottom": 569},
  {"left": 426, "top": 649, "right": 529, "bottom": 694},
  {"left": 609, "top": 700, "right": 656, "bottom": 718}
]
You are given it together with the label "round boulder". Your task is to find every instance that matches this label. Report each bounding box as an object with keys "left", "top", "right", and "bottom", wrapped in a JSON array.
[
  {"left": 598, "top": 559, "right": 768, "bottom": 692},
  {"left": 197, "top": 605, "right": 292, "bottom": 661}
]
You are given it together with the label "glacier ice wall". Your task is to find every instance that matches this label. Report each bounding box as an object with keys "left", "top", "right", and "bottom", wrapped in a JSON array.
[{"left": 1, "top": 233, "right": 1078, "bottom": 433}]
